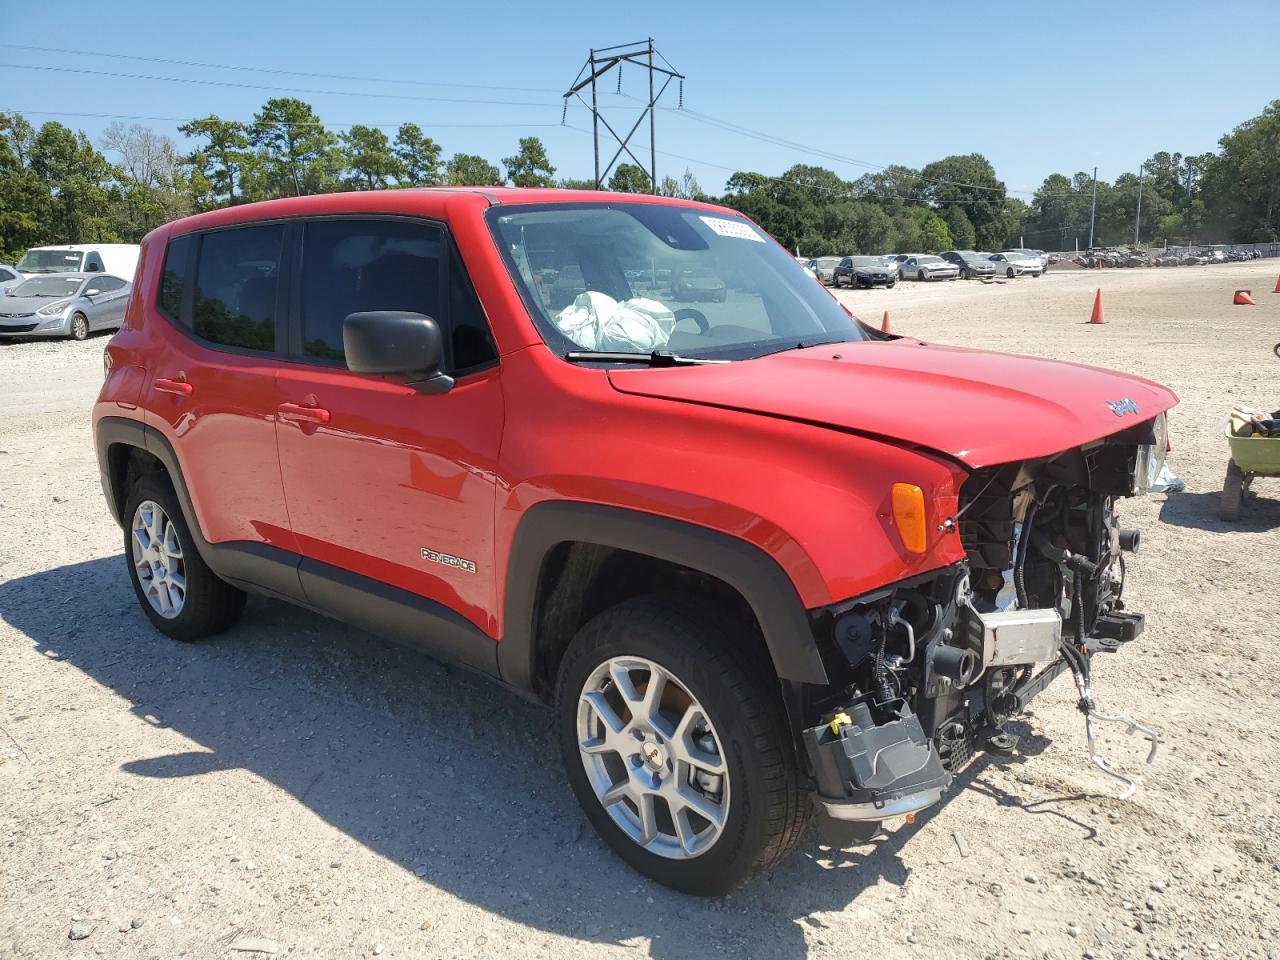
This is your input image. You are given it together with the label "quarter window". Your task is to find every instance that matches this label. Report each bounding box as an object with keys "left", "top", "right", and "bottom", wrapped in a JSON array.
[
  {"left": 192, "top": 224, "right": 284, "bottom": 352},
  {"left": 159, "top": 235, "right": 194, "bottom": 323}
]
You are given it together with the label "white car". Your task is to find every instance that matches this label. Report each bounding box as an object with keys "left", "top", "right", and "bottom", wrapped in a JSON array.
[
  {"left": 899, "top": 255, "right": 960, "bottom": 281},
  {"left": 988, "top": 252, "right": 1043, "bottom": 278},
  {"left": 0, "top": 264, "right": 22, "bottom": 294},
  {"left": 16, "top": 243, "right": 140, "bottom": 280}
]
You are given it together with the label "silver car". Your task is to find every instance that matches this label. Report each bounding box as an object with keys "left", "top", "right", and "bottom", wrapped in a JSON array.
[
  {"left": 900, "top": 255, "right": 960, "bottom": 281},
  {"left": 0, "top": 264, "right": 22, "bottom": 294},
  {"left": 0, "top": 272, "right": 132, "bottom": 341},
  {"left": 808, "top": 256, "right": 843, "bottom": 285}
]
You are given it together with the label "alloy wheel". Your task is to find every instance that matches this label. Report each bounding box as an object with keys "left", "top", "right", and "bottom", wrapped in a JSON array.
[
  {"left": 71, "top": 314, "right": 89, "bottom": 340},
  {"left": 576, "top": 655, "right": 729, "bottom": 860},
  {"left": 131, "top": 500, "right": 187, "bottom": 618}
]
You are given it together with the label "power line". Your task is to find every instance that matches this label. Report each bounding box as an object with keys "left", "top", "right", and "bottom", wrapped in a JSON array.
[
  {"left": 2, "top": 109, "right": 566, "bottom": 131},
  {"left": 0, "top": 63, "right": 561, "bottom": 108},
  {"left": 0, "top": 42, "right": 565, "bottom": 94}
]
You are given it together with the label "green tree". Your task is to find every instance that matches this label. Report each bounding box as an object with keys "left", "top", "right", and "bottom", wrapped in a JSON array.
[
  {"left": 177, "top": 116, "right": 251, "bottom": 209},
  {"left": 340, "top": 125, "right": 402, "bottom": 189},
  {"left": 393, "top": 123, "right": 442, "bottom": 186},
  {"left": 556, "top": 177, "right": 597, "bottom": 190},
  {"left": 250, "top": 98, "right": 340, "bottom": 198},
  {"left": 658, "top": 168, "right": 703, "bottom": 200},
  {"left": 941, "top": 206, "right": 975, "bottom": 249},
  {"left": 30, "top": 121, "right": 118, "bottom": 244},
  {"left": 918, "top": 154, "right": 1007, "bottom": 249},
  {"left": 608, "top": 163, "right": 651, "bottom": 193},
  {"left": 0, "top": 112, "right": 46, "bottom": 260},
  {"left": 445, "top": 153, "right": 501, "bottom": 186},
  {"left": 1199, "top": 100, "right": 1280, "bottom": 241},
  {"left": 920, "top": 211, "right": 953, "bottom": 253},
  {"left": 502, "top": 136, "right": 556, "bottom": 188}
]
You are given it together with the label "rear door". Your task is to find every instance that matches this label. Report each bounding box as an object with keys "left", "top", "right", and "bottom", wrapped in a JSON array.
[
  {"left": 274, "top": 216, "right": 504, "bottom": 637},
  {"left": 142, "top": 223, "right": 299, "bottom": 578}
]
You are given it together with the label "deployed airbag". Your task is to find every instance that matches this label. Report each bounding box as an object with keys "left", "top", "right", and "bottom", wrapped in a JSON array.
[{"left": 553, "top": 291, "right": 676, "bottom": 352}]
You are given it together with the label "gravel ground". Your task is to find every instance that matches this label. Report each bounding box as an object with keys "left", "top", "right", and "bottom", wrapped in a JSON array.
[{"left": 2, "top": 261, "right": 1279, "bottom": 960}]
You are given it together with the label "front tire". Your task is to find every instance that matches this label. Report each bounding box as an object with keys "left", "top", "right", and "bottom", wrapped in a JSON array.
[
  {"left": 1007, "top": 267, "right": 1016, "bottom": 278},
  {"left": 123, "top": 473, "right": 247, "bottom": 641},
  {"left": 70, "top": 313, "right": 90, "bottom": 341},
  {"left": 555, "top": 594, "right": 807, "bottom": 895}
]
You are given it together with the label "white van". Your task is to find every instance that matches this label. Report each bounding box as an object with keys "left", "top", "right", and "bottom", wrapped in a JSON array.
[{"left": 16, "top": 244, "right": 140, "bottom": 281}]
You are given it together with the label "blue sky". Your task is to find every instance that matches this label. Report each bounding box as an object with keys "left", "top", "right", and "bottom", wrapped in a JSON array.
[{"left": 2, "top": 0, "right": 1274, "bottom": 197}]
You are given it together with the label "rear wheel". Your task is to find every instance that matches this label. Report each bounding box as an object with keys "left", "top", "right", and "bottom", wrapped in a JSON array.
[
  {"left": 555, "top": 594, "right": 808, "bottom": 895},
  {"left": 1219, "top": 461, "right": 1245, "bottom": 521},
  {"left": 123, "top": 473, "right": 246, "bottom": 640},
  {"left": 70, "top": 313, "right": 90, "bottom": 341}
]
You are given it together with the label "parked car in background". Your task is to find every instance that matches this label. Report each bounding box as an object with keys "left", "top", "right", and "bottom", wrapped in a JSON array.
[
  {"left": 0, "top": 264, "right": 22, "bottom": 294},
  {"left": 988, "top": 252, "right": 1043, "bottom": 278},
  {"left": 808, "top": 256, "right": 842, "bottom": 285},
  {"left": 832, "top": 256, "right": 897, "bottom": 289},
  {"left": 899, "top": 255, "right": 959, "bottom": 281},
  {"left": 672, "top": 266, "right": 728, "bottom": 302},
  {"left": 0, "top": 272, "right": 131, "bottom": 340},
  {"left": 939, "top": 251, "right": 996, "bottom": 280},
  {"left": 16, "top": 243, "right": 140, "bottom": 280},
  {"left": 1008, "top": 248, "right": 1049, "bottom": 271}
]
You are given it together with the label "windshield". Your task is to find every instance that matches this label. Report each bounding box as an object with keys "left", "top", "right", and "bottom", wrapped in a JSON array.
[
  {"left": 16, "top": 249, "right": 84, "bottom": 274},
  {"left": 850, "top": 256, "right": 886, "bottom": 267},
  {"left": 487, "top": 203, "right": 864, "bottom": 360},
  {"left": 10, "top": 276, "right": 84, "bottom": 298},
  {"left": 918, "top": 256, "right": 944, "bottom": 264},
  {"left": 813, "top": 257, "right": 841, "bottom": 268}
]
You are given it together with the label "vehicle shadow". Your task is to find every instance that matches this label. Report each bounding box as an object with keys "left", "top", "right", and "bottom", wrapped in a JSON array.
[
  {"left": 1158, "top": 487, "right": 1280, "bottom": 532},
  {"left": 0, "top": 555, "right": 1038, "bottom": 959}
]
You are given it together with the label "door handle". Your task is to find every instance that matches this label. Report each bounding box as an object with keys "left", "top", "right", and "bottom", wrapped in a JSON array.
[
  {"left": 153, "top": 377, "right": 193, "bottom": 397},
  {"left": 278, "top": 402, "right": 331, "bottom": 425}
]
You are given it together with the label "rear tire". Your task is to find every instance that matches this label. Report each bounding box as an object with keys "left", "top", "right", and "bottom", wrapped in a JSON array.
[
  {"left": 123, "top": 472, "right": 247, "bottom": 641},
  {"left": 1219, "top": 461, "right": 1244, "bottom": 521},
  {"left": 555, "top": 593, "right": 808, "bottom": 895}
]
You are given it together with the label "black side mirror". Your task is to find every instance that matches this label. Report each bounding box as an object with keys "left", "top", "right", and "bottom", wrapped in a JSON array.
[{"left": 342, "top": 311, "right": 453, "bottom": 394}]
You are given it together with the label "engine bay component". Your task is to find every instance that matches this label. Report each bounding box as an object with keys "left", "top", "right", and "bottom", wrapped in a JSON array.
[
  {"left": 804, "top": 698, "right": 951, "bottom": 822},
  {"left": 964, "top": 606, "right": 1063, "bottom": 667}
]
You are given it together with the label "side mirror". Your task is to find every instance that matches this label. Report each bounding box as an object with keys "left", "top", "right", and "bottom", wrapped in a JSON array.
[
  {"left": 86, "top": 288, "right": 100, "bottom": 297},
  {"left": 342, "top": 311, "right": 453, "bottom": 395}
]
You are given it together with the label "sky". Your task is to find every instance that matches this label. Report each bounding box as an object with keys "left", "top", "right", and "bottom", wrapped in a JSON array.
[{"left": 2, "top": 0, "right": 1276, "bottom": 198}]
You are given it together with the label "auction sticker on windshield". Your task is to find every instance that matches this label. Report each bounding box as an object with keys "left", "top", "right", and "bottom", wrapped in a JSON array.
[{"left": 699, "top": 216, "right": 766, "bottom": 242}]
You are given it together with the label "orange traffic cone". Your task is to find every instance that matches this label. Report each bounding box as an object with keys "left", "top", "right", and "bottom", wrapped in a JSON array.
[
  {"left": 881, "top": 310, "right": 891, "bottom": 334},
  {"left": 1233, "top": 289, "right": 1255, "bottom": 305},
  {"left": 1272, "top": 274, "right": 1280, "bottom": 294},
  {"left": 1088, "top": 288, "right": 1105, "bottom": 324}
]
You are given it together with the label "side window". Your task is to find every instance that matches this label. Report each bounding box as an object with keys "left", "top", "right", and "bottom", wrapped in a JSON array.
[
  {"left": 94, "top": 277, "right": 125, "bottom": 293},
  {"left": 300, "top": 218, "right": 443, "bottom": 362},
  {"left": 0, "top": 268, "right": 14, "bottom": 281},
  {"left": 193, "top": 224, "right": 284, "bottom": 352},
  {"left": 85, "top": 253, "right": 104, "bottom": 272},
  {"left": 159, "top": 234, "right": 195, "bottom": 324}
]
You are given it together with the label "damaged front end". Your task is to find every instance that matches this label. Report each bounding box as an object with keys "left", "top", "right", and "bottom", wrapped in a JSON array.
[{"left": 802, "top": 415, "right": 1168, "bottom": 832}]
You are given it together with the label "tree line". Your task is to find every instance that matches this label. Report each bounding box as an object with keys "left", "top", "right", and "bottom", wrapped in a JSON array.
[{"left": 2, "top": 97, "right": 1276, "bottom": 263}]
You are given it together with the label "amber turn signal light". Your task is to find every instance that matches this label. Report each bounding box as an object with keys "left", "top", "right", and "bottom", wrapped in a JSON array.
[{"left": 891, "top": 483, "right": 928, "bottom": 554}]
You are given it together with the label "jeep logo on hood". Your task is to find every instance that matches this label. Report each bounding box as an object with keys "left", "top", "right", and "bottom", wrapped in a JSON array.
[{"left": 1106, "top": 398, "right": 1140, "bottom": 417}]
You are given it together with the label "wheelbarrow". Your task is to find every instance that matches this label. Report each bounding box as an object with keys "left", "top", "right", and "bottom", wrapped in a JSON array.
[{"left": 1219, "top": 407, "right": 1280, "bottom": 520}]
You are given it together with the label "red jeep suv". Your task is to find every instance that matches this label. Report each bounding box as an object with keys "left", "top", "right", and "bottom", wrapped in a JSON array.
[{"left": 94, "top": 188, "right": 1176, "bottom": 894}]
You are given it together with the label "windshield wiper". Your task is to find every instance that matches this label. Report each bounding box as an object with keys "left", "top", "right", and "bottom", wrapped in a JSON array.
[{"left": 565, "top": 350, "right": 729, "bottom": 367}]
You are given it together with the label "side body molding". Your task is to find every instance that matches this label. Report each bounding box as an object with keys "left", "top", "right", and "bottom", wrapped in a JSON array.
[{"left": 499, "top": 501, "right": 829, "bottom": 690}]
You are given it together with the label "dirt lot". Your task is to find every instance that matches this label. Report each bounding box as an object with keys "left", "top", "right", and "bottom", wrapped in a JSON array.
[{"left": 2, "top": 261, "right": 1278, "bottom": 960}]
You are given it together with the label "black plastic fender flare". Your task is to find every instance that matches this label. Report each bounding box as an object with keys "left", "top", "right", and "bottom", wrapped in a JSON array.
[{"left": 498, "top": 501, "right": 830, "bottom": 691}]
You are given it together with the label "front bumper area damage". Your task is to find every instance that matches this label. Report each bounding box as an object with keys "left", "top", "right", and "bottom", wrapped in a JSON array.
[{"left": 801, "top": 420, "right": 1168, "bottom": 830}]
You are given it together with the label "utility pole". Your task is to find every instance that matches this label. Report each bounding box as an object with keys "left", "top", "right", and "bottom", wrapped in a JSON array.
[
  {"left": 1134, "top": 163, "right": 1145, "bottom": 246},
  {"left": 1088, "top": 166, "right": 1098, "bottom": 249},
  {"left": 564, "top": 39, "right": 684, "bottom": 190}
]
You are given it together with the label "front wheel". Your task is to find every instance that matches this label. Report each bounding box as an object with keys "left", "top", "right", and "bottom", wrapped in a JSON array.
[
  {"left": 555, "top": 594, "right": 807, "bottom": 895},
  {"left": 918, "top": 270, "right": 927, "bottom": 281},
  {"left": 70, "top": 313, "right": 90, "bottom": 341},
  {"left": 1007, "top": 267, "right": 1016, "bottom": 278}
]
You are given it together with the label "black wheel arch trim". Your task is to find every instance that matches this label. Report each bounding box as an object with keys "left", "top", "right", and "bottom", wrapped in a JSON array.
[{"left": 499, "top": 501, "right": 830, "bottom": 692}]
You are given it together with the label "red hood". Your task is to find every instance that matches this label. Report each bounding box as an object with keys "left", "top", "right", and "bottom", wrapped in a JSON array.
[{"left": 608, "top": 340, "right": 1178, "bottom": 469}]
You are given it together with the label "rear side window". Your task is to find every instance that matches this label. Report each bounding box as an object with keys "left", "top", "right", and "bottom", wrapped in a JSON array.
[
  {"left": 193, "top": 224, "right": 284, "bottom": 352},
  {"left": 159, "top": 235, "right": 195, "bottom": 323}
]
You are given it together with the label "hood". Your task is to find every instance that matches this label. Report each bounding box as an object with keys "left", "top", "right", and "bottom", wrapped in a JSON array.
[
  {"left": 0, "top": 296, "right": 68, "bottom": 315},
  {"left": 608, "top": 340, "right": 1178, "bottom": 469}
]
